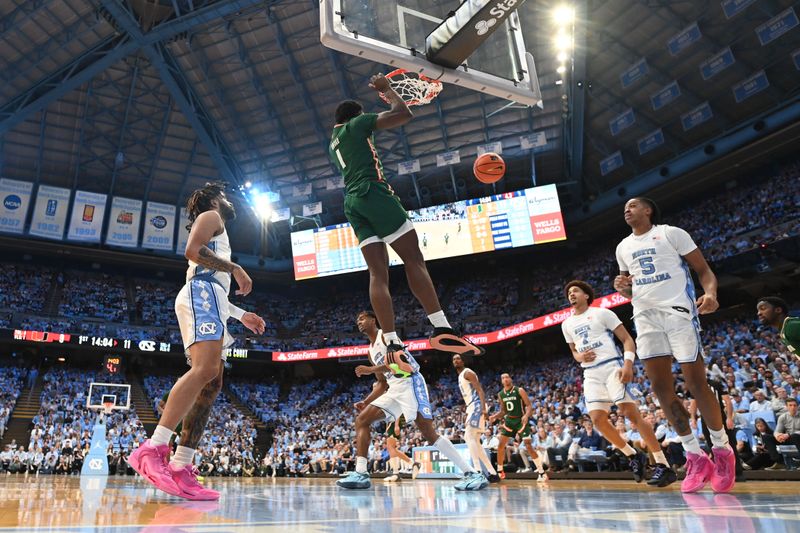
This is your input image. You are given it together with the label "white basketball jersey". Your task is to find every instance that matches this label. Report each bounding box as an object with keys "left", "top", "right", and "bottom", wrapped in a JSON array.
[
  {"left": 186, "top": 227, "right": 232, "bottom": 293},
  {"left": 561, "top": 307, "right": 623, "bottom": 368},
  {"left": 368, "top": 329, "right": 419, "bottom": 383},
  {"left": 615, "top": 224, "right": 698, "bottom": 320},
  {"left": 458, "top": 369, "right": 481, "bottom": 408}
]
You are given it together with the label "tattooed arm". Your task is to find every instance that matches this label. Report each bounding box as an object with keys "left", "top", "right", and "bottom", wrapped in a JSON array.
[
  {"left": 180, "top": 363, "right": 224, "bottom": 449},
  {"left": 185, "top": 210, "right": 252, "bottom": 295}
]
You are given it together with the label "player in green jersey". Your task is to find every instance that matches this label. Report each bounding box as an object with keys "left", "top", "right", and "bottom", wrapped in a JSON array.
[
  {"left": 757, "top": 297, "right": 799, "bottom": 359},
  {"left": 330, "top": 74, "right": 483, "bottom": 361},
  {"left": 488, "top": 373, "right": 546, "bottom": 480}
]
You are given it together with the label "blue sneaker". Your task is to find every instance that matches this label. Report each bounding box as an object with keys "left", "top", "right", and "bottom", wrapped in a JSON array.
[
  {"left": 336, "top": 471, "right": 371, "bottom": 490},
  {"left": 454, "top": 471, "right": 489, "bottom": 491}
]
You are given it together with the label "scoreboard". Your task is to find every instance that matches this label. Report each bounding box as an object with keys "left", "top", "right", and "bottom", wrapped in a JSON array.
[{"left": 291, "top": 184, "right": 566, "bottom": 280}]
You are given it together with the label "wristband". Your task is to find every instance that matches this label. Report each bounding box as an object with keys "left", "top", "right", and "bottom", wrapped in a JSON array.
[
  {"left": 623, "top": 351, "right": 636, "bottom": 362},
  {"left": 229, "top": 303, "right": 245, "bottom": 321}
]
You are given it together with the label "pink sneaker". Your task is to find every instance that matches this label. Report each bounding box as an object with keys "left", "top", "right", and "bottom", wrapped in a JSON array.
[
  {"left": 711, "top": 446, "right": 736, "bottom": 493},
  {"left": 170, "top": 464, "right": 220, "bottom": 500},
  {"left": 681, "top": 452, "right": 714, "bottom": 493},
  {"left": 127, "top": 440, "right": 182, "bottom": 496}
]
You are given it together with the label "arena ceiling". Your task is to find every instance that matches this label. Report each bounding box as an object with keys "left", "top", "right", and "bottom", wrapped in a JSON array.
[{"left": 1, "top": 0, "right": 798, "bottom": 255}]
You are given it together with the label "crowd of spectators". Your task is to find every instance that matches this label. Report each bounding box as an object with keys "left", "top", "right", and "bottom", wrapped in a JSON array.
[
  {"left": 0, "top": 264, "right": 53, "bottom": 315},
  {"left": 58, "top": 272, "right": 128, "bottom": 323},
  {"left": 0, "top": 367, "right": 26, "bottom": 440}
]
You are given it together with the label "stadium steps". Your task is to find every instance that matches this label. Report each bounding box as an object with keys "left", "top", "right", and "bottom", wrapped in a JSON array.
[
  {"left": 125, "top": 280, "right": 138, "bottom": 324},
  {"left": 128, "top": 376, "right": 159, "bottom": 431},
  {"left": 223, "top": 386, "right": 271, "bottom": 455},
  {"left": 0, "top": 378, "right": 42, "bottom": 447},
  {"left": 44, "top": 278, "right": 64, "bottom": 316}
]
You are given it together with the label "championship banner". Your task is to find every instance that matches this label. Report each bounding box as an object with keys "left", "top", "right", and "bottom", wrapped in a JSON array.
[
  {"left": 272, "top": 292, "right": 630, "bottom": 361},
  {"left": 271, "top": 207, "right": 291, "bottom": 222},
  {"left": 29, "top": 185, "right": 71, "bottom": 240},
  {"left": 293, "top": 183, "right": 312, "bottom": 197},
  {"left": 142, "top": 202, "right": 176, "bottom": 250},
  {"left": 477, "top": 141, "right": 503, "bottom": 156},
  {"left": 303, "top": 202, "right": 322, "bottom": 216},
  {"left": 436, "top": 150, "right": 460, "bottom": 167},
  {"left": 525, "top": 184, "right": 566, "bottom": 243},
  {"left": 0, "top": 178, "right": 33, "bottom": 234},
  {"left": 175, "top": 207, "right": 191, "bottom": 255},
  {"left": 105, "top": 197, "right": 142, "bottom": 248},
  {"left": 67, "top": 190, "right": 107, "bottom": 243},
  {"left": 326, "top": 177, "right": 344, "bottom": 190}
]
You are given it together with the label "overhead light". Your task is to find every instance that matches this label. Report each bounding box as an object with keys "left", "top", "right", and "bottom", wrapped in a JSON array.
[
  {"left": 557, "top": 65, "right": 567, "bottom": 74},
  {"left": 555, "top": 79, "right": 564, "bottom": 86},
  {"left": 557, "top": 52, "right": 568, "bottom": 62},
  {"left": 245, "top": 181, "right": 252, "bottom": 188},
  {"left": 57, "top": 357, "right": 65, "bottom": 362},
  {"left": 553, "top": 5, "right": 575, "bottom": 25},
  {"left": 554, "top": 32, "right": 572, "bottom": 51},
  {"left": 252, "top": 192, "right": 273, "bottom": 221}
]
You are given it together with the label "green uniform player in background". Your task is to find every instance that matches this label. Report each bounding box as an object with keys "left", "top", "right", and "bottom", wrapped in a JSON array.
[
  {"left": 489, "top": 373, "right": 547, "bottom": 481},
  {"left": 757, "top": 297, "right": 800, "bottom": 359}
]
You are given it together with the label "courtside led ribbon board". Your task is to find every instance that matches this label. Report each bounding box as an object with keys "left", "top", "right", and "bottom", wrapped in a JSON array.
[
  {"left": 29, "top": 185, "right": 71, "bottom": 240},
  {"left": 271, "top": 292, "right": 631, "bottom": 361},
  {"left": 142, "top": 202, "right": 176, "bottom": 251},
  {"left": 0, "top": 178, "right": 33, "bottom": 234},
  {"left": 106, "top": 197, "right": 142, "bottom": 248},
  {"left": 67, "top": 190, "right": 107, "bottom": 243}
]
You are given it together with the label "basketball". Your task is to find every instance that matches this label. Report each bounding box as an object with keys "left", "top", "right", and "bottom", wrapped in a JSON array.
[{"left": 473, "top": 152, "right": 506, "bottom": 184}]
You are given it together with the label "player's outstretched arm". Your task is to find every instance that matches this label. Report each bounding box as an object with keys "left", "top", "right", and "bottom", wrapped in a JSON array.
[
  {"left": 359, "top": 375, "right": 389, "bottom": 408},
  {"left": 683, "top": 248, "right": 719, "bottom": 314},
  {"left": 228, "top": 303, "right": 266, "bottom": 335},
  {"left": 371, "top": 74, "right": 413, "bottom": 130},
  {"left": 612, "top": 324, "right": 636, "bottom": 383},
  {"left": 489, "top": 392, "right": 507, "bottom": 423}
]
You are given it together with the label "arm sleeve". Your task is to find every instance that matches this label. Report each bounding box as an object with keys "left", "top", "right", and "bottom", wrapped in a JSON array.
[
  {"left": 664, "top": 225, "right": 698, "bottom": 256},
  {"left": 228, "top": 303, "right": 245, "bottom": 321},
  {"left": 615, "top": 242, "right": 629, "bottom": 272},
  {"left": 349, "top": 113, "right": 378, "bottom": 137}
]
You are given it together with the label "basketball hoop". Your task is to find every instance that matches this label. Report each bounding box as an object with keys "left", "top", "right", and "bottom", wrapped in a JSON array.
[
  {"left": 380, "top": 69, "right": 443, "bottom": 106},
  {"left": 102, "top": 401, "right": 114, "bottom": 416}
]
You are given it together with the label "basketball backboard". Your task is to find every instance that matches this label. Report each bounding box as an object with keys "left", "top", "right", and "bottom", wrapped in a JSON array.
[
  {"left": 86, "top": 382, "right": 131, "bottom": 413},
  {"left": 320, "top": 0, "right": 542, "bottom": 106}
]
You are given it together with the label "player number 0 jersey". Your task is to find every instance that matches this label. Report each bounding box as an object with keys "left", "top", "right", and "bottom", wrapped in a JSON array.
[{"left": 615, "top": 224, "right": 699, "bottom": 320}]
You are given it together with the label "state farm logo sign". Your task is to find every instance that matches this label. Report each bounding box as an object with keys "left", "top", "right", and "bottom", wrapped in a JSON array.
[{"left": 474, "top": 0, "right": 519, "bottom": 35}]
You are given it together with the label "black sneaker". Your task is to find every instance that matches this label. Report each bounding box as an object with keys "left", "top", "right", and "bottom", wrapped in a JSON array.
[
  {"left": 429, "top": 327, "right": 485, "bottom": 356},
  {"left": 628, "top": 453, "right": 645, "bottom": 483},
  {"left": 647, "top": 463, "right": 678, "bottom": 487},
  {"left": 487, "top": 473, "right": 501, "bottom": 483}
]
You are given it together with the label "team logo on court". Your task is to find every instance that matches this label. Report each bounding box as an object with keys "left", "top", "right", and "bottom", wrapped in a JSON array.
[
  {"left": 151, "top": 215, "right": 167, "bottom": 229},
  {"left": 474, "top": 18, "right": 497, "bottom": 35},
  {"left": 89, "top": 458, "right": 103, "bottom": 470},
  {"left": 198, "top": 322, "right": 217, "bottom": 335},
  {"left": 3, "top": 195, "right": 21, "bottom": 210}
]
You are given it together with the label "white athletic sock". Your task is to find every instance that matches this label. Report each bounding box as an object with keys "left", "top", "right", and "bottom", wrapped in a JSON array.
[
  {"left": 435, "top": 436, "right": 474, "bottom": 474},
  {"left": 383, "top": 331, "right": 402, "bottom": 345},
  {"left": 531, "top": 454, "right": 545, "bottom": 474},
  {"left": 679, "top": 433, "right": 703, "bottom": 455},
  {"left": 708, "top": 427, "right": 730, "bottom": 448},
  {"left": 151, "top": 425, "right": 173, "bottom": 447},
  {"left": 170, "top": 446, "right": 195, "bottom": 468},
  {"left": 653, "top": 451, "right": 668, "bottom": 466},
  {"left": 465, "top": 430, "right": 496, "bottom": 475},
  {"left": 427, "top": 311, "right": 452, "bottom": 329},
  {"left": 389, "top": 457, "right": 399, "bottom": 473},
  {"left": 620, "top": 444, "right": 637, "bottom": 457},
  {"left": 355, "top": 456, "right": 368, "bottom": 474}
]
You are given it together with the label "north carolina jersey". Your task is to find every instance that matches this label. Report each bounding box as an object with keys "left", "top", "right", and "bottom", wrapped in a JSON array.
[
  {"left": 329, "top": 113, "right": 387, "bottom": 197},
  {"left": 368, "top": 329, "right": 420, "bottom": 384},
  {"left": 186, "top": 228, "right": 231, "bottom": 293},
  {"left": 561, "top": 307, "right": 623, "bottom": 368},
  {"left": 615, "top": 224, "right": 698, "bottom": 320},
  {"left": 458, "top": 369, "right": 481, "bottom": 408}
]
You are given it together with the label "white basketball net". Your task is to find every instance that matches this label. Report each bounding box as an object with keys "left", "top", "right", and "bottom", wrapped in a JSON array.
[{"left": 381, "top": 69, "right": 443, "bottom": 106}]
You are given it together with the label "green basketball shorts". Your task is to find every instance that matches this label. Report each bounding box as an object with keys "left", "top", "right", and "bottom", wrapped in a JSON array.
[
  {"left": 385, "top": 414, "right": 407, "bottom": 439},
  {"left": 344, "top": 181, "right": 412, "bottom": 247},
  {"left": 500, "top": 416, "right": 532, "bottom": 439}
]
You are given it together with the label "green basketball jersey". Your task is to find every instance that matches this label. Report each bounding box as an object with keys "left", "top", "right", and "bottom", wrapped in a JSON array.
[
  {"left": 781, "top": 316, "right": 800, "bottom": 356},
  {"left": 498, "top": 386, "right": 524, "bottom": 418},
  {"left": 329, "top": 113, "right": 386, "bottom": 197}
]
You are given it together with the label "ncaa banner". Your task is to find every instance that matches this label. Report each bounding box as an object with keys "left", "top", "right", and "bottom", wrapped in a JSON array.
[
  {"left": 271, "top": 207, "right": 291, "bottom": 222},
  {"left": 0, "top": 178, "right": 33, "bottom": 234},
  {"left": 29, "top": 185, "right": 71, "bottom": 240},
  {"left": 67, "top": 190, "right": 107, "bottom": 242},
  {"left": 293, "top": 183, "right": 312, "bottom": 197},
  {"left": 175, "top": 207, "right": 191, "bottom": 255},
  {"left": 105, "top": 196, "right": 142, "bottom": 248},
  {"left": 142, "top": 201, "right": 176, "bottom": 250},
  {"left": 303, "top": 201, "right": 322, "bottom": 216}
]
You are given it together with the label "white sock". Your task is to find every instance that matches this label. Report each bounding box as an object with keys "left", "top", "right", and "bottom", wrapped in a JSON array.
[
  {"left": 679, "top": 433, "right": 703, "bottom": 455},
  {"left": 427, "top": 310, "right": 451, "bottom": 329},
  {"left": 355, "top": 456, "right": 368, "bottom": 474},
  {"left": 389, "top": 457, "right": 399, "bottom": 473},
  {"left": 383, "top": 331, "right": 402, "bottom": 345},
  {"left": 151, "top": 425, "right": 173, "bottom": 447},
  {"left": 531, "top": 454, "right": 545, "bottom": 474},
  {"left": 653, "top": 451, "right": 668, "bottom": 466},
  {"left": 620, "top": 444, "right": 637, "bottom": 457},
  {"left": 170, "top": 446, "right": 195, "bottom": 468},
  {"left": 465, "top": 431, "right": 496, "bottom": 475},
  {"left": 434, "top": 436, "right": 474, "bottom": 474},
  {"left": 708, "top": 427, "right": 730, "bottom": 448}
]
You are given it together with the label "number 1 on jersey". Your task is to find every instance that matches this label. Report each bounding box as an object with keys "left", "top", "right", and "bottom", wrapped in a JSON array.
[{"left": 335, "top": 148, "right": 346, "bottom": 169}]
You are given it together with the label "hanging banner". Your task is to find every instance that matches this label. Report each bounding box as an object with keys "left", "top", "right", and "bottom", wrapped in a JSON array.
[
  {"left": 436, "top": 150, "right": 461, "bottom": 167},
  {"left": 293, "top": 183, "right": 312, "bottom": 197},
  {"left": 667, "top": 22, "right": 702, "bottom": 56},
  {"left": 620, "top": 58, "right": 648, "bottom": 88},
  {"left": 755, "top": 8, "right": 798, "bottom": 46},
  {"left": 650, "top": 81, "right": 681, "bottom": 111},
  {"left": 142, "top": 202, "right": 176, "bottom": 250},
  {"left": 271, "top": 207, "right": 291, "bottom": 222},
  {"left": 732, "top": 70, "right": 769, "bottom": 103},
  {"left": 0, "top": 178, "right": 33, "bottom": 234},
  {"left": 303, "top": 202, "right": 322, "bottom": 216},
  {"left": 722, "top": 0, "right": 756, "bottom": 19},
  {"left": 175, "top": 207, "right": 191, "bottom": 255},
  {"left": 477, "top": 141, "right": 503, "bottom": 156},
  {"left": 520, "top": 132, "right": 547, "bottom": 150},
  {"left": 681, "top": 102, "right": 713, "bottom": 131},
  {"left": 398, "top": 159, "right": 421, "bottom": 175},
  {"left": 326, "top": 177, "right": 345, "bottom": 190},
  {"left": 67, "top": 190, "right": 107, "bottom": 242},
  {"left": 700, "top": 47, "right": 735, "bottom": 80},
  {"left": 609, "top": 108, "right": 635, "bottom": 136},
  {"left": 638, "top": 129, "right": 665, "bottom": 155},
  {"left": 600, "top": 151, "right": 623, "bottom": 176},
  {"left": 105, "top": 197, "right": 142, "bottom": 248},
  {"left": 29, "top": 185, "right": 71, "bottom": 240}
]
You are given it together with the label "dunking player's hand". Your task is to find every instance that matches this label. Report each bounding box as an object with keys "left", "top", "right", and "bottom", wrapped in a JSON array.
[
  {"left": 241, "top": 312, "right": 266, "bottom": 335},
  {"left": 232, "top": 265, "right": 252, "bottom": 296},
  {"left": 369, "top": 73, "right": 391, "bottom": 93}
]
